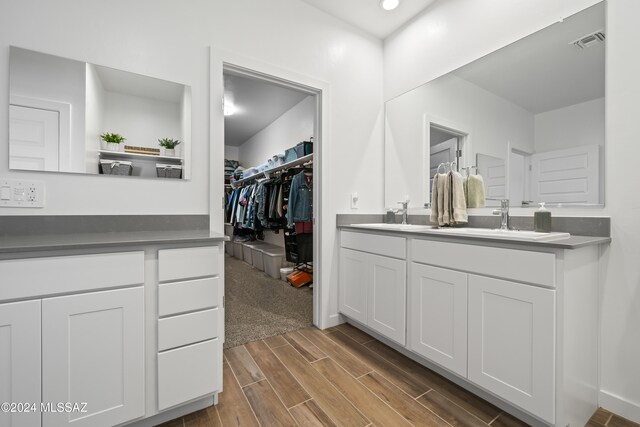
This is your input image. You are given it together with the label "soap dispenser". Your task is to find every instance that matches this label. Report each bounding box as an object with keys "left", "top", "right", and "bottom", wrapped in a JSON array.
[{"left": 534, "top": 202, "right": 552, "bottom": 232}]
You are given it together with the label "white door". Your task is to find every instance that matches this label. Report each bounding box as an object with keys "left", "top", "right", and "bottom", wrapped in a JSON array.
[
  {"left": 409, "top": 264, "right": 467, "bottom": 376},
  {"left": 0, "top": 300, "right": 41, "bottom": 427},
  {"left": 9, "top": 105, "right": 60, "bottom": 171},
  {"left": 468, "top": 275, "right": 556, "bottom": 424},
  {"left": 477, "top": 153, "right": 506, "bottom": 207},
  {"left": 42, "top": 287, "right": 145, "bottom": 427},
  {"left": 429, "top": 137, "right": 457, "bottom": 192},
  {"left": 339, "top": 248, "right": 369, "bottom": 324},
  {"left": 530, "top": 144, "right": 600, "bottom": 204},
  {"left": 367, "top": 254, "right": 406, "bottom": 345}
]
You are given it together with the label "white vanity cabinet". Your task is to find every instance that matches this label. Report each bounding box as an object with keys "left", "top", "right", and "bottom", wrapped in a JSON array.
[
  {"left": 467, "top": 274, "right": 555, "bottom": 423},
  {"left": 42, "top": 287, "right": 145, "bottom": 427},
  {"left": 157, "top": 246, "right": 223, "bottom": 411},
  {"left": 0, "top": 251, "right": 145, "bottom": 427},
  {"left": 0, "top": 240, "right": 225, "bottom": 427},
  {"left": 409, "top": 263, "right": 468, "bottom": 377},
  {"left": 339, "top": 231, "right": 407, "bottom": 345},
  {"left": 339, "top": 228, "right": 601, "bottom": 426},
  {"left": 0, "top": 300, "right": 41, "bottom": 427}
]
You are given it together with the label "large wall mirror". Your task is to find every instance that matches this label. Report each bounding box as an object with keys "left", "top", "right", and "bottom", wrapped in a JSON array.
[
  {"left": 9, "top": 47, "right": 191, "bottom": 179},
  {"left": 385, "top": 1, "right": 605, "bottom": 209}
]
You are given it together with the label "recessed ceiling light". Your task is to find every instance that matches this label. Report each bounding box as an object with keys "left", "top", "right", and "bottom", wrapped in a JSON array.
[{"left": 380, "top": 0, "right": 400, "bottom": 11}]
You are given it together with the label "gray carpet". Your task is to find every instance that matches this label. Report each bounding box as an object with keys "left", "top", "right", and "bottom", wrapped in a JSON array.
[{"left": 224, "top": 254, "right": 313, "bottom": 349}]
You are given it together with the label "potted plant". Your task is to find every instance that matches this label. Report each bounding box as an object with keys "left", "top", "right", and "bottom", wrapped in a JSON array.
[
  {"left": 158, "top": 138, "right": 181, "bottom": 156},
  {"left": 100, "top": 132, "right": 126, "bottom": 151}
]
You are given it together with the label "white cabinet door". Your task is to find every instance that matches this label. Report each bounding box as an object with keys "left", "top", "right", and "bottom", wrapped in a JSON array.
[
  {"left": 339, "top": 248, "right": 369, "bottom": 324},
  {"left": 409, "top": 263, "right": 467, "bottom": 376},
  {"left": 468, "top": 275, "right": 556, "bottom": 424},
  {"left": 42, "top": 287, "right": 145, "bottom": 427},
  {"left": 0, "top": 300, "right": 41, "bottom": 427},
  {"left": 368, "top": 254, "right": 406, "bottom": 345}
]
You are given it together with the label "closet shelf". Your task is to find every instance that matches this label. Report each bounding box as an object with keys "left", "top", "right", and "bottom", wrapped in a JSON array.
[{"left": 231, "top": 153, "right": 313, "bottom": 188}]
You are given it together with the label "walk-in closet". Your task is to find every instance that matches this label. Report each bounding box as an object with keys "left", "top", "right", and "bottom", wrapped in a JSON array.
[{"left": 222, "top": 67, "right": 316, "bottom": 348}]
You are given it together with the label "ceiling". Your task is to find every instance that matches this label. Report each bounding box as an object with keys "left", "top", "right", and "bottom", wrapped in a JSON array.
[
  {"left": 452, "top": 2, "right": 605, "bottom": 114},
  {"left": 298, "top": 0, "right": 437, "bottom": 39},
  {"left": 94, "top": 65, "right": 185, "bottom": 103},
  {"left": 224, "top": 72, "right": 309, "bottom": 147}
]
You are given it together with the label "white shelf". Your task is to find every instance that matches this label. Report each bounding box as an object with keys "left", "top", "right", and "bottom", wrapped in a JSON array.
[
  {"left": 98, "top": 150, "right": 183, "bottom": 162},
  {"left": 230, "top": 153, "right": 313, "bottom": 188}
]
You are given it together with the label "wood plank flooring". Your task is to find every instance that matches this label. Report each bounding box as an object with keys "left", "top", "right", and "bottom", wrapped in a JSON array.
[{"left": 160, "top": 324, "right": 640, "bottom": 427}]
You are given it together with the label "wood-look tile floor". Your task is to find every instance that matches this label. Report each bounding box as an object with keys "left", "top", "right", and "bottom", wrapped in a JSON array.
[{"left": 160, "top": 324, "right": 640, "bottom": 427}]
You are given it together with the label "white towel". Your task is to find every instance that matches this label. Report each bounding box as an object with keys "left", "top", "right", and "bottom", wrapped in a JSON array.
[
  {"left": 436, "top": 173, "right": 447, "bottom": 226},
  {"left": 440, "top": 172, "right": 453, "bottom": 225},
  {"left": 429, "top": 173, "right": 439, "bottom": 225},
  {"left": 451, "top": 170, "right": 468, "bottom": 224},
  {"left": 465, "top": 174, "right": 486, "bottom": 208}
]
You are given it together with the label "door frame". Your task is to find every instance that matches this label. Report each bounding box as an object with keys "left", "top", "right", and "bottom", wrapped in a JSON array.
[
  {"left": 423, "top": 115, "right": 473, "bottom": 207},
  {"left": 210, "top": 48, "right": 330, "bottom": 328}
]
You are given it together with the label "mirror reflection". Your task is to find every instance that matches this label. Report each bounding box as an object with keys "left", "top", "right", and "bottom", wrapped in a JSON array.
[
  {"left": 9, "top": 47, "right": 191, "bottom": 179},
  {"left": 385, "top": 2, "right": 605, "bottom": 209}
]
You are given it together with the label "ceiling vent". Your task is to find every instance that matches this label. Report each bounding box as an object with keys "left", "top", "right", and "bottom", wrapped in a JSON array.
[{"left": 571, "top": 30, "right": 605, "bottom": 49}]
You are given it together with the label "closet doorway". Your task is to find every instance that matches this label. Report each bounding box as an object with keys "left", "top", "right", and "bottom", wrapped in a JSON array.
[{"left": 222, "top": 64, "right": 319, "bottom": 348}]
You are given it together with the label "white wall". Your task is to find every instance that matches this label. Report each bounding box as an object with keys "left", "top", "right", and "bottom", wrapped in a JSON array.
[
  {"left": 238, "top": 96, "right": 314, "bottom": 168},
  {"left": 385, "top": 0, "right": 640, "bottom": 420},
  {"left": 534, "top": 97, "right": 605, "bottom": 153},
  {"left": 85, "top": 63, "right": 105, "bottom": 173},
  {"left": 224, "top": 145, "right": 240, "bottom": 161},
  {"left": 385, "top": 73, "right": 533, "bottom": 210},
  {"left": 9, "top": 47, "right": 87, "bottom": 173},
  {"left": 103, "top": 92, "right": 182, "bottom": 155}
]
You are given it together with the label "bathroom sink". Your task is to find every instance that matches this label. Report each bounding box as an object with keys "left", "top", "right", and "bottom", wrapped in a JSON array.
[
  {"left": 429, "top": 227, "right": 570, "bottom": 242},
  {"left": 348, "top": 223, "right": 434, "bottom": 231}
]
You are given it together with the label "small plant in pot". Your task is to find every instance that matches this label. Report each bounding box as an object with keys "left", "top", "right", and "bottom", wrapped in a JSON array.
[
  {"left": 100, "top": 132, "right": 126, "bottom": 151},
  {"left": 158, "top": 138, "right": 181, "bottom": 156}
]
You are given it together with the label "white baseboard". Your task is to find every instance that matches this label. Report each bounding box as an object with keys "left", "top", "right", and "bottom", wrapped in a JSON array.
[{"left": 599, "top": 390, "right": 640, "bottom": 423}]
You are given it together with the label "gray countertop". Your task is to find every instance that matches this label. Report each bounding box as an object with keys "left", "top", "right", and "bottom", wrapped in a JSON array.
[
  {"left": 0, "top": 229, "right": 228, "bottom": 254},
  {"left": 338, "top": 225, "right": 610, "bottom": 249}
]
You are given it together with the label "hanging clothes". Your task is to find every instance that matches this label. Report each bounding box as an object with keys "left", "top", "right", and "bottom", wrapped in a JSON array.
[{"left": 287, "top": 170, "right": 312, "bottom": 228}]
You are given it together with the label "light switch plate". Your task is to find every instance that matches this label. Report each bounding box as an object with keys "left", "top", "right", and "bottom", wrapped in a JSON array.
[
  {"left": 0, "top": 179, "right": 45, "bottom": 208},
  {"left": 351, "top": 192, "right": 359, "bottom": 209}
]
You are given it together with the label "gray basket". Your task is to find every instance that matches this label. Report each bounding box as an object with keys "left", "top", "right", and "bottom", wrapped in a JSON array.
[
  {"left": 156, "top": 163, "right": 183, "bottom": 179},
  {"left": 100, "top": 160, "right": 133, "bottom": 175}
]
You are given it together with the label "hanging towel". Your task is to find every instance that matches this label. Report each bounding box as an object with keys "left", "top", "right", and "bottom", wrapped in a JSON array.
[
  {"left": 443, "top": 172, "right": 452, "bottom": 225},
  {"left": 436, "top": 173, "right": 447, "bottom": 226},
  {"left": 466, "top": 174, "right": 486, "bottom": 208},
  {"left": 451, "top": 170, "right": 468, "bottom": 224},
  {"left": 429, "top": 173, "right": 439, "bottom": 224}
]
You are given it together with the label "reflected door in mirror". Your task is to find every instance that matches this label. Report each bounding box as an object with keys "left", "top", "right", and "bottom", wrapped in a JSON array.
[{"left": 9, "top": 105, "right": 60, "bottom": 171}]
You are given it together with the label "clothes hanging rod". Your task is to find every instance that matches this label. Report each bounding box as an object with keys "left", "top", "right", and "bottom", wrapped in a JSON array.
[{"left": 230, "top": 153, "right": 313, "bottom": 188}]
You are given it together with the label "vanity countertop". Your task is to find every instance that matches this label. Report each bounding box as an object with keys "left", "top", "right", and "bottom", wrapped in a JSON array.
[
  {"left": 0, "top": 229, "right": 228, "bottom": 254},
  {"left": 338, "top": 224, "right": 610, "bottom": 249}
]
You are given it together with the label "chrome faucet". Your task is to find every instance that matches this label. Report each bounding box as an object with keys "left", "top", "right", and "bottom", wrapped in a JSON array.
[
  {"left": 397, "top": 200, "right": 409, "bottom": 224},
  {"left": 492, "top": 199, "right": 510, "bottom": 230}
]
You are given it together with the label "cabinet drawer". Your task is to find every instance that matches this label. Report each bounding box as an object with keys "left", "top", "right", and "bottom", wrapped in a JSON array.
[
  {"left": 159, "top": 246, "right": 219, "bottom": 282},
  {"left": 158, "top": 338, "right": 220, "bottom": 410},
  {"left": 341, "top": 231, "right": 406, "bottom": 259},
  {"left": 158, "top": 277, "right": 219, "bottom": 317},
  {"left": 158, "top": 309, "right": 219, "bottom": 351},
  {"left": 411, "top": 239, "right": 555, "bottom": 287},
  {"left": 0, "top": 251, "right": 144, "bottom": 301}
]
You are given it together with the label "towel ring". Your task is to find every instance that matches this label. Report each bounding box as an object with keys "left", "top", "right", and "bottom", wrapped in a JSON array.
[
  {"left": 436, "top": 163, "right": 447, "bottom": 174},
  {"left": 450, "top": 161, "right": 457, "bottom": 172}
]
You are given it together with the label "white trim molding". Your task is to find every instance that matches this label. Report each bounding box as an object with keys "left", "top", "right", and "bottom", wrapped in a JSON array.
[{"left": 599, "top": 390, "right": 640, "bottom": 423}]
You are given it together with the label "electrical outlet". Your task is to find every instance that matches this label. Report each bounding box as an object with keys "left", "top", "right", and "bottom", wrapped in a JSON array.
[{"left": 0, "top": 179, "right": 44, "bottom": 208}]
